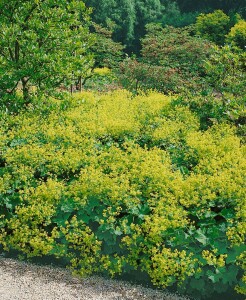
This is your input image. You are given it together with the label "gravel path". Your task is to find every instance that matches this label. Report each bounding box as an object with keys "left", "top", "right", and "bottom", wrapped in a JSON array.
[{"left": 0, "top": 257, "right": 191, "bottom": 300}]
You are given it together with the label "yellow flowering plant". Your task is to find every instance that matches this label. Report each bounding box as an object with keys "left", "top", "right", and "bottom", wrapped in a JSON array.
[{"left": 0, "top": 90, "right": 245, "bottom": 299}]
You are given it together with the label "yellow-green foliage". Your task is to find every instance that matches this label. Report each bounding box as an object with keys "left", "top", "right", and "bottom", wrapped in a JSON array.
[
  {"left": 0, "top": 91, "right": 245, "bottom": 297},
  {"left": 195, "top": 10, "right": 230, "bottom": 45},
  {"left": 226, "top": 20, "right": 246, "bottom": 49},
  {"left": 94, "top": 67, "right": 111, "bottom": 76}
]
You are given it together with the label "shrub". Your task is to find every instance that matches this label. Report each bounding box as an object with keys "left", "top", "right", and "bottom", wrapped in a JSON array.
[
  {"left": 141, "top": 24, "right": 212, "bottom": 73},
  {"left": 118, "top": 24, "right": 213, "bottom": 94},
  {"left": 119, "top": 58, "right": 187, "bottom": 94},
  {"left": 0, "top": 91, "right": 245, "bottom": 299},
  {"left": 204, "top": 45, "right": 246, "bottom": 96},
  {"left": 226, "top": 20, "right": 246, "bottom": 49},
  {"left": 195, "top": 10, "right": 231, "bottom": 45}
]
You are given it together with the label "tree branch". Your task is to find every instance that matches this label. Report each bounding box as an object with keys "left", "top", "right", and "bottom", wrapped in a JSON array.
[{"left": 8, "top": 47, "right": 14, "bottom": 61}]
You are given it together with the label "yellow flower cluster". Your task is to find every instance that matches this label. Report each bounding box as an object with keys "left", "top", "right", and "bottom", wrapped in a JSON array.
[
  {"left": 147, "top": 248, "right": 196, "bottom": 287},
  {"left": 60, "top": 216, "right": 102, "bottom": 276},
  {"left": 202, "top": 250, "right": 227, "bottom": 268},
  {"left": 235, "top": 252, "right": 246, "bottom": 295}
]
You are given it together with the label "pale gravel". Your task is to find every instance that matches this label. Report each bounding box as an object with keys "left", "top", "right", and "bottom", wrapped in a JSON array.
[{"left": 0, "top": 257, "right": 191, "bottom": 300}]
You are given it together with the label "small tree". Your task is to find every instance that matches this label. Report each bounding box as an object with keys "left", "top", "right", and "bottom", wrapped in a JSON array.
[{"left": 0, "top": 0, "right": 93, "bottom": 102}]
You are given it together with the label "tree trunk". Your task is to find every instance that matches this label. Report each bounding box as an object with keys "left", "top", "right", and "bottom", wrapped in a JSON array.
[
  {"left": 78, "top": 76, "right": 82, "bottom": 92},
  {"left": 21, "top": 77, "right": 30, "bottom": 103}
]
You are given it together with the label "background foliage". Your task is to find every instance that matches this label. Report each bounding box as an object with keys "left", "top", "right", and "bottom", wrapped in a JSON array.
[{"left": 84, "top": 0, "right": 246, "bottom": 52}]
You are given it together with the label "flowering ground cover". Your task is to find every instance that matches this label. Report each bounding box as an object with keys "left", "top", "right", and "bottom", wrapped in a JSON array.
[{"left": 0, "top": 90, "right": 245, "bottom": 299}]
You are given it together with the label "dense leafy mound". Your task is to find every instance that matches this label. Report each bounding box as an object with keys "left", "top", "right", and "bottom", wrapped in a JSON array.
[{"left": 0, "top": 91, "right": 245, "bottom": 299}]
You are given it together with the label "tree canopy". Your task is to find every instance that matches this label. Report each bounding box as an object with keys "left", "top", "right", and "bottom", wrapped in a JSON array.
[
  {"left": 175, "top": 0, "right": 246, "bottom": 16},
  {"left": 85, "top": 0, "right": 246, "bottom": 53},
  {"left": 84, "top": 0, "right": 163, "bottom": 52}
]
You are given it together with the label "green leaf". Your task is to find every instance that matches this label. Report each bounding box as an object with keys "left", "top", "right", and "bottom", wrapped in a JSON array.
[
  {"left": 208, "top": 274, "right": 216, "bottom": 283},
  {"left": 3, "top": 197, "right": 13, "bottom": 210},
  {"left": 206, "top": 268, "right": 226, "bottom": 283},
  {"left": 114, "top": 227, "right": 123, "bottom": 236},
  {"left": 194, "top": 229, "right": 208, "bottom": 245},
  {"left": 53, "top": 212, "right": 71, "bottom": 226},
  {"left": 222, "top": 265, "right": 238, "bottom": 285},
  {"left": 212, "top": 240, "right": 228, "bottom": 254},
  {"left": 77, "top": 211, "right": 91, "bottom": 223},
  {"left": 60, "top": 201, "right": 75, "bottom": 213},
  {"left": 220, "top": 208, "right": 235, "bottom": 219},
  {"left": 226, "top": 245, "right": 246, "bottom": 264},
  {"left": 87, "top": 196, "right": 100, "bottom": 210}
]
